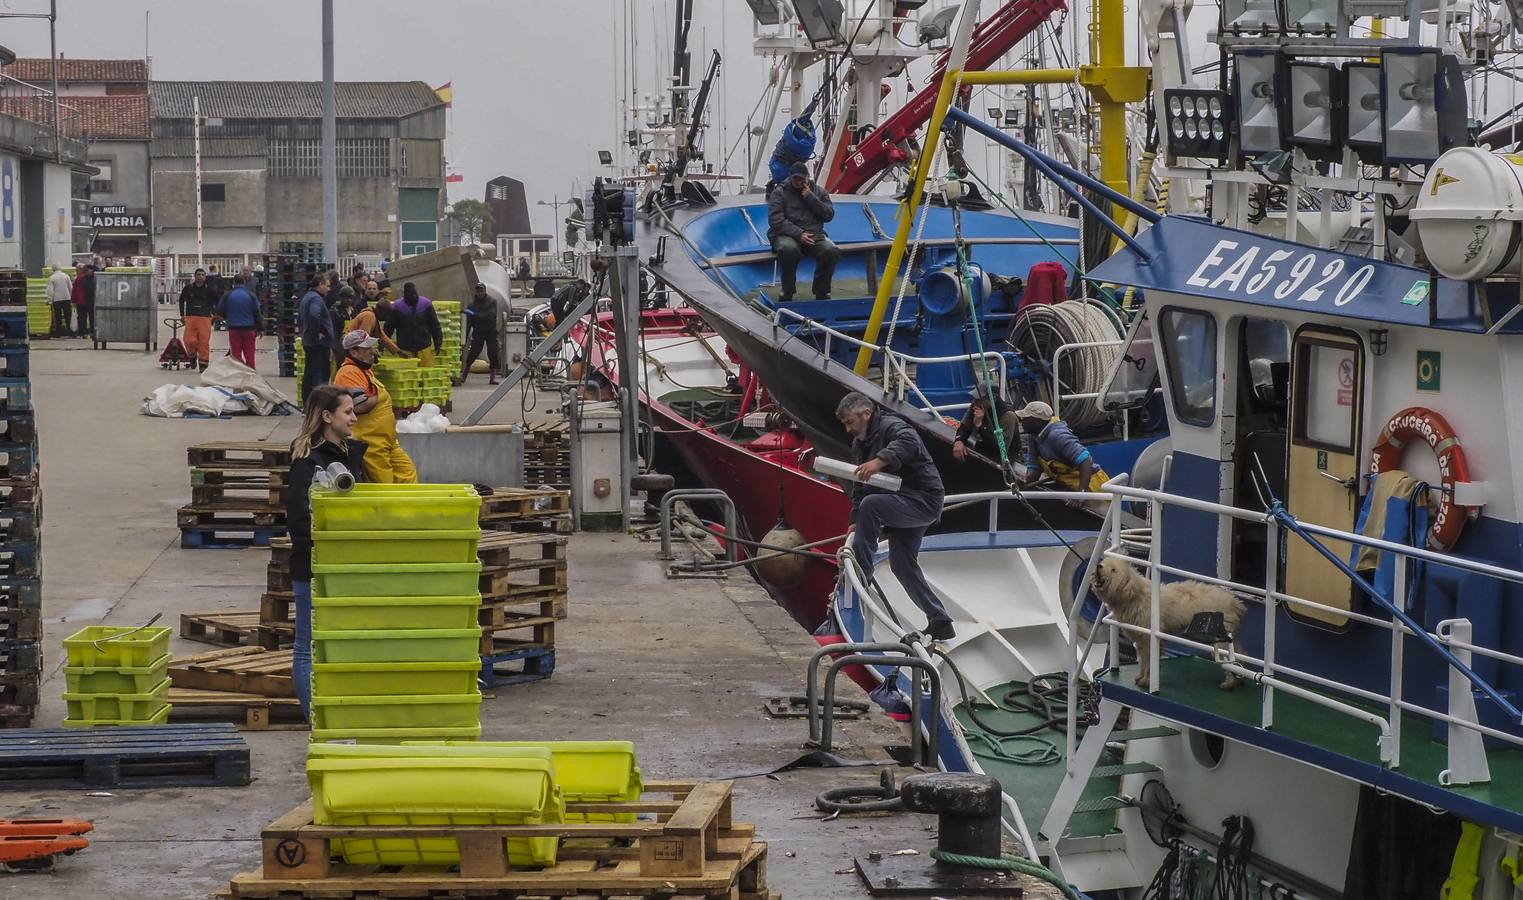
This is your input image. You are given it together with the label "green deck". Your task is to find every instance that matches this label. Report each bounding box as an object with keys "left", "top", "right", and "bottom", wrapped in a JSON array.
[
  {"left": 1106, "top": 656, "right": 1523, "bottom": 829},
  {"left": 954, "top": 682, "right": 1123, "bottom": 840}
]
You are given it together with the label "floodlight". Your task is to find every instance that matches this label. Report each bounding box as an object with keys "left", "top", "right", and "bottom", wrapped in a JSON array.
[
  {"left": 1284, "top": 62, "right": 1341, "bottom": 157},
  {"left": 793, "top": 0, "right": 845, "bottom": 46},
  {"left": 1381, "top": 48, "right": 1468, "bottom": 164},
  {"left": 1221, "top": 0, "right": 1278, "bottom": 33},
  {"left": 1343, "top": 61, "right": 1383, "bottom": 162},
  {"left": 919, "top": 6, "right": 960, "bottom": 43},
  {"left": 598, "top": 150, "right": 614, "bottom": 166},
  {"left": 988, "top": 106, "right": 1003, "bottom": 121},
  {"left": 1234, "top": 51, "right": 1283, "bottom": 157},
  {"left": 1003, "top": 109, "right": 1021, "bottom": 128},
  {"left": 1282, "top": 0, "right": 1339, "bottom": 33},
  {"left": 743, "top": 0, "right": 784, "bottom": 25},
  {"left": 1163, "top": 88, "right": 1231, "bottom": 160}
]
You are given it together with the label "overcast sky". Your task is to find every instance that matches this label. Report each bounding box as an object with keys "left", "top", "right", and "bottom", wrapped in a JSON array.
[{"left": 0, "top": 0, "right": 810, "bottom": 235}]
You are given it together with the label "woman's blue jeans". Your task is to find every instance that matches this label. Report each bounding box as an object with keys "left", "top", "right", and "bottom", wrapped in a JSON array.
[{"left": 292, "top": 579, "right": 312, "bottom": 718}]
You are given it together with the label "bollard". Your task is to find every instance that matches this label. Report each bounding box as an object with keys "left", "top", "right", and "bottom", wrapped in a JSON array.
[{"left": 899, "top": 772, "right": 1003, "bottom": 861}]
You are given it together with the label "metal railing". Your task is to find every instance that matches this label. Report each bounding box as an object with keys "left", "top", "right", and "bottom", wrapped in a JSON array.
[
  {"left": 0, "top": 74, "right": 83, "bottom": 139},
  {"left": 772, "top": 305, "right": 1007, "bottom": 413},
  {"left": 1059, "top": 474, "right": 1523, "bottom": 785}
]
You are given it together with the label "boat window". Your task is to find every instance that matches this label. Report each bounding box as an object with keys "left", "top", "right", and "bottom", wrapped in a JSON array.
[
  {"left": 1293, "top": 340, "right": 1358, "bottom": 451},
  {"left": 1159, "top": 308, "right": 1217, "bottom": 427},
  {"left": 1099, "top": 311, "right": 1159, "bottom": 411}
]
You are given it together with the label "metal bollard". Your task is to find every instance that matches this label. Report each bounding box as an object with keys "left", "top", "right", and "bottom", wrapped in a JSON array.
[
  {"left": 900, "top": 772, "right": 1004, "bottom": 861},
  {"left": 657, "top": 488, "right": 738, "bottom": 563}
]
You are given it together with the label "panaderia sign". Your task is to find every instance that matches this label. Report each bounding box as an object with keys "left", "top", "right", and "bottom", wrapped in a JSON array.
[{"left": 90, "top": 205, "right": 147, "bottom": 231}]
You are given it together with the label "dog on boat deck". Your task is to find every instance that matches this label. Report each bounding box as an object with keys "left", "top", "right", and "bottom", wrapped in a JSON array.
[{"left": 1090, "top": 556, "right": 1246, "bottom": 691}]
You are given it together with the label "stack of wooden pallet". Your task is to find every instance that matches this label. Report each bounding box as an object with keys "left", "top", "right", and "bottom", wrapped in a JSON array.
[
  {"left": 521, "top": 428, "right": 571, "bottom": 492},
  {"left": 479, "top": 485, "right": 571, "bottom": 534},
  {"left": 0, "top": 310, "right": 39, "bottom": 729},
  {"left": 168, "top": 647, "right": 301, "bottom": 730},
  {"left": 180, "top": 442, "right": 291, "bottom": 549},
  {"left": 477, "top": 530, "right": 566, "bottom": 688},
  {"left": 220, "top": 779, "right": 776, "bottom": 900}
]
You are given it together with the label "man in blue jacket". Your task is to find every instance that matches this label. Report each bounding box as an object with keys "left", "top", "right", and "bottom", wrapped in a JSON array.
[
  {"left": 216, "top": 275, "right": 262, "bottom": 370},
  {"left": 837, "top": 391, "right": 954, "bottom": 640},
  {"left": 768, "top": 161, "right": 840, "bottom": 301},
  {"left": 299, "top": 274, "right": 335, "bottom": 403}
]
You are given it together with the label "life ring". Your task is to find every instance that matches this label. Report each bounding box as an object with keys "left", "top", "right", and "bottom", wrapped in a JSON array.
[{"left": 1369, "top": 407, "right": 1479, "bottom": 551}]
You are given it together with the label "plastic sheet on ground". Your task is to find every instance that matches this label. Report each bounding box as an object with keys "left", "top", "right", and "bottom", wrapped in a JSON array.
[
  {"left": 141, "top": 357, "right": 296, "bottom": 418},
  {"left": 394, "top": 402, "right": 450, "bottom": 433}
]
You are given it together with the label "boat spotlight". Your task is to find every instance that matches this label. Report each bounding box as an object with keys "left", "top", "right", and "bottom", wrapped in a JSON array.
[
  {"left": 743, "top": 0, "right": 784, "bottom": 25},
  {"left": 1284, "top": 62, "right": 1341, "bottom": 157},
  {"left": 1221, "top": 0, "right": 1279, "bottom": 33},
  {"left": 1163, "top": 88, "right": 1231, "bottom": 161},
  {"left": 1234, "top": 51, "right": 1284, "bottom": 157},
  {"left": 1342, "top": 61, "right": 1383, "bottom": 163},
  {"left": 792, "top": 0, "right": 846, "bottom": 46},
  {"left": 1381, "top": 48, "right": 1468, "bottom": 164},
  {"left": 1282, "top": 0, "right": 1340, "bottom": 33}
]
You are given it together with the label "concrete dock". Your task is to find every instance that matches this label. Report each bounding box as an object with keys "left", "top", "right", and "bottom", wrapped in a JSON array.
[{"left": 8, "top": 329, "right": 1057, "bottom": 899}]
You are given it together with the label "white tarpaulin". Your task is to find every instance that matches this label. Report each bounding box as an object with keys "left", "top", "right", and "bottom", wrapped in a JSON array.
[{"left": 142, "top": 357, "right": 296, "bottom": 418}]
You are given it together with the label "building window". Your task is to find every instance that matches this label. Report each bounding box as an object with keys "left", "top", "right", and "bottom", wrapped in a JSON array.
[
  {"left": 89, "top": 158, "right": 113, "bottom": 194},
  {"left": 490, "top": 183, "right": 509, "bottom": 201},
  {"left": 201, "top": 183, "right": 226, "bottom": 202},
  {"left": 269, "top": 138, "right": 390, "bottom": 177},
  {"left": 399, "top": 144, "right": 408, "bottom": 177},
  {"left": 1159, "top": 307, "right": 1217, "bottom": 427}
]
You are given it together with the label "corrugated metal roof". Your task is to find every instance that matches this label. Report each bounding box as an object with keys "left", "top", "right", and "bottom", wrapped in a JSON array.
[
  {"left": 151, "top": 136, "right": 267, "bottom": 158},
  {"left": 6, "top": 57, "right": 148, "bottom": 84},
  {"left": 152, "top": 81, "right": 444, "bottom": 120}
]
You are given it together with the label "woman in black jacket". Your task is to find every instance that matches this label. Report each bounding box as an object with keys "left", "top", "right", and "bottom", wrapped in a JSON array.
[{"left": 284, "top": 385, "right": 369, "bottom": 717}]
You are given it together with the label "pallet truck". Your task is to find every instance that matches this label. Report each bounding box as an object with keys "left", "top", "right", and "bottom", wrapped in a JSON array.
[{"left": 0, "top": 818, "right": 93, "bottom": 872}]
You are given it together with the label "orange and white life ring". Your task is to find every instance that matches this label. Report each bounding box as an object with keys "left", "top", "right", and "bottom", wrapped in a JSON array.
[{"left": 1369, "top": 407, "right": 1480, "bottom": 551}]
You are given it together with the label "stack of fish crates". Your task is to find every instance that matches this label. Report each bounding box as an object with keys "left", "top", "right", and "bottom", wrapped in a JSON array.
[
  {"left": 264, "top": 256, "right": 306, "bottom": 378},
  {"left": 24, "top": 271, "right": 58, "bottom": 339},
  {"left": 60, "top": 625, "right": 172, "bottom": 727},
  {"left": 308, "top": 484, "right": 485, "bottom": 743},
  {"left": 0, "top": 306, "right": 38, "bottom": 728},
  {"left": 424, "top": 300, "right": 462, "bottom": 410},
  {"left": 372, "top": 356, "right": 424, "bottom": 409}
]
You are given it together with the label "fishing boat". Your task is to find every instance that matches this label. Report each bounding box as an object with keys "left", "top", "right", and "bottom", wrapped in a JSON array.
[{"left": 821, "top": 0, "right": 1523, "bottom": 892}]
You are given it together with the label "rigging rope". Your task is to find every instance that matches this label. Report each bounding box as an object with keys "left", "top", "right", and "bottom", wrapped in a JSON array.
[{"left": 949, "top": 193, "right": 1015, "bottom": 482}]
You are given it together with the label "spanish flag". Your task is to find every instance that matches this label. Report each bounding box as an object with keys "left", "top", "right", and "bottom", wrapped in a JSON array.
[{"left": 434, "top": 82, "right": 453, "bottom": 108}]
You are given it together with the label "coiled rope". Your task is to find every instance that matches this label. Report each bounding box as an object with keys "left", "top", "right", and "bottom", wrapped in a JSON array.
[
  {"left": 929, "top": 851, "right": 1083, "bottom": 900},
  {"left": 1008, "top": 299, "right": 1123, "bottom": 431}
]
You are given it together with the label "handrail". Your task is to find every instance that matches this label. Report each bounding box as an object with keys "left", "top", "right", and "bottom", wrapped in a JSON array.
[{"left": 1082, "top": 475, "right": 1523, "bottom": 782}]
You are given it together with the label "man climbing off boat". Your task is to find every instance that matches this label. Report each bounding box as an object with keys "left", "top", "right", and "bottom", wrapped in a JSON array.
[
  {"left": 1015, "top": 400, "right": 1109, "bottom": 502},
  {"left": 768, "top": 161, "right": 840, "bottom": 302},
  {"left": 836, "top": 392, "right": 955, "bottom": 641}
]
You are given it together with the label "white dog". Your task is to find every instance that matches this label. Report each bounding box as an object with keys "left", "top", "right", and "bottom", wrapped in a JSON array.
[{"left": 1090, "top": 556, "right": 1246, "bottom": 691}]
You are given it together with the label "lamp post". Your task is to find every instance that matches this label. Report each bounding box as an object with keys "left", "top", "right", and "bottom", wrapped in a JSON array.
[{"left": 537, "top": 195, "right": 567, "bottom": 261}]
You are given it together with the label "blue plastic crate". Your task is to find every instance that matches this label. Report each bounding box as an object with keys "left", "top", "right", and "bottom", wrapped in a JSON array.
[
  {"left": 0, "top": 380, "right": 31, "bottom": 413},
  {"left": 0, "top": 309, "right": 28, "bottom": 345},
  {"left": 0, "top": 443, "right": 35, "bottom": 478},
  {"left": 0, "top": 577, "right": 40, "bottom": 613},
  {"left": 0, "top": 348, "right": 30, "bottom": 378}
]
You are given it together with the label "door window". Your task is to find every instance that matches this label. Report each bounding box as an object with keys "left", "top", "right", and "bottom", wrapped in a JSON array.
[
  {"left": 1159, "top": 308, "right": 1218, "bottom": 427},
  {"left": 1294, "top": 342, "right": 1358, "bottom": 451}
]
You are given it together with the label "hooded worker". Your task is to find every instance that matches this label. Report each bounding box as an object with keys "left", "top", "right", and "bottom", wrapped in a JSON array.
[{"left": 333, "top": 329, "right": 418, "bottom": 484}]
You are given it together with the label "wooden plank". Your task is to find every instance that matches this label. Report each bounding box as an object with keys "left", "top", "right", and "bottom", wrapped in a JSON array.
[
  {"left": 168, "top": 687, "right": 303, "bottom": 731},
  {"left": 662, "top": 781, "right": 733, "bottom": 836},
  {"left": 169, "top": 647, "right": 293, "bottom": 697},
  {"left": 180, "top": 611, "right": 264, "bottom": 648}
]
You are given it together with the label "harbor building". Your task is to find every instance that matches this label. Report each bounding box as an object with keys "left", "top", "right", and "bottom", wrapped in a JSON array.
[{"left": 0, "top": 49, "right": 93, "bottom": 271}]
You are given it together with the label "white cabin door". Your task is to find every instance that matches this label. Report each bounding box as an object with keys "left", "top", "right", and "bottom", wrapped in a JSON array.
[{"left": 1284, "top": 328, "right": 1364, "bottom": 628}]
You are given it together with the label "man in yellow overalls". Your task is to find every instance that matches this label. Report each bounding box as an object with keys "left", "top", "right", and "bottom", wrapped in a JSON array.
[
  {"left": 334, "top": 329, "right": 418, "bottom": 484},
  {"left": 1015, "top": 400, "right": 1109, "bottom": 503}
]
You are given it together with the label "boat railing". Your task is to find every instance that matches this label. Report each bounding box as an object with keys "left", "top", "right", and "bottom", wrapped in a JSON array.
[
  {"left": 1055, "top": 474, "right": 1523, "bottom": 786},
  {"left": 771, "top": 305, "right": 1007, "bottom": 413}
]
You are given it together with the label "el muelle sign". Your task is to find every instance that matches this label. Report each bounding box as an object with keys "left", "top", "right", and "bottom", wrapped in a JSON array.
[{"left": 90, "top": 205, "right": 147, "bottom": 230}]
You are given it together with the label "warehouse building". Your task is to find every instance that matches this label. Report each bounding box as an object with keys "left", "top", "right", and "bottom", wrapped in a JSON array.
[{"left": 149, "top": 80, "right": 447, "bottom": 257}]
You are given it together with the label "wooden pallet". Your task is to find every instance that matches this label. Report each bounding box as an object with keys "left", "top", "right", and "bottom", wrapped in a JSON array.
[
  {"left": 192, "top": 483, "right": 285, "bottom": 508},
  {"left": 178, "top": 505, "right": 286, "bottom": 529},
  {"left": 0, "top": 671, "right": 38, "bottom": 708},
  {"left": 479, "top": 612, "right": 554, "bottom": 656},
  {"left": 259, "top": 591, "right": 294, "bottom": 627},
  {"left": 187, "top": 441, "right": 292, "bottom": 469},
  {"left": 191, "top": 465, "right": 288, "bottom": 488},
  {"left": 170, "top": 646, "right": 293, "bottom": 698},
  {"left": 223, "top": 780, "right": 771, "bottom": 900},
  {"left": 480, "top": 640, "right": 555, "bottom": 688},
  {"left": 485, "top": 514, "right": 575, "bottom": 536},
  {"left": 256, "top": 623, "right": 294, "bottom": 651},
  {"left": 479, "top": 488, "right": 571, "bottom": 523},
  {"left": 181, "top": 611, "right": 265, "bottom": 647},
  {"left": 169, "top": 687, "right": 304, "bottom": 731},
  {"left": 0, "top": 723, "right": 251, "bottom": 789},
  {"left": 0, "top": 702, "right": 34, "bottom": 728}
]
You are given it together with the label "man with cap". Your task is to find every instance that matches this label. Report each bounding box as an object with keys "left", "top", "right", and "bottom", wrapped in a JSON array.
[
  {"left": 1015, "top": 400, "right": 1109, "bottom": 501},
  {"left": 767, "top": 161, "right": 839, "bottom": 301},
  {"left": 333, "top": 329, "right": 418, "bottom": 484},
  {"left": 953, "top": 382, "right": 1019, "bottom": 464},
  {"left": 461, "top": 282, "right": 502, "bottom": 384}
]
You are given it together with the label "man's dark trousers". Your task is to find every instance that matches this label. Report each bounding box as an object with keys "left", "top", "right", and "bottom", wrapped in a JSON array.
[
  {"left": 301, "top": 345, "right": 331, "bottom": 405},
  {"left": 850, "top": 492, "right": 951, "bottom": 628}
]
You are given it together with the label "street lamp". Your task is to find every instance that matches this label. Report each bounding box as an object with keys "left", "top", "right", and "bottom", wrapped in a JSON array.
[{"left": 537, "top": 195, "right": 568, "bottom": 263}]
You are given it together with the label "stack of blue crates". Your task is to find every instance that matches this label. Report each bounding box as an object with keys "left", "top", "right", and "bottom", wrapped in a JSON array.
[{"left": 0, "top": 302, "right": 39, "bottom": 728}]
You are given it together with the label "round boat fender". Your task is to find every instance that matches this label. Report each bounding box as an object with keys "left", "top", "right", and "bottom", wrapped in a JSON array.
[{"left": 1369, "top": 406, "right": 1480, "bottom": 551}]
